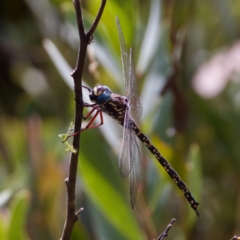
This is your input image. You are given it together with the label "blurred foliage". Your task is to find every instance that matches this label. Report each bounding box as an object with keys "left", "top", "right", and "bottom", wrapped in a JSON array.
[{"left": 1, "top": 0, "right": 240, "bottom": 239}]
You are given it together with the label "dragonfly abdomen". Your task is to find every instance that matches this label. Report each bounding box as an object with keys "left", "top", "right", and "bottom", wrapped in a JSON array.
[{"left": 131, "top": 121, "right": 200, "bottom": 217}]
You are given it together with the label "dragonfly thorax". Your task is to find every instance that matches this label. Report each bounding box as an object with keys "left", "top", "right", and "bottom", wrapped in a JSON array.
[{"left": 89, "top": 85, "right": 112, "bottom": 104}]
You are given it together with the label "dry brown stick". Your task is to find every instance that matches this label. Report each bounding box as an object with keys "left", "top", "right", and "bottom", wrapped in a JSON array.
[
  {"left": 230, "top": 236, "right": 240, "bottom": 240},
  {"left": 157, "top": 218, "right": 176, "bottom": 240},
  {"left": 60, "top": 1, "right": 106, "bottom": 239}
]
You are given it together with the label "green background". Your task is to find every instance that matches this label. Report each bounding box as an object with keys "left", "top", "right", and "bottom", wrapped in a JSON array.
[{"left": 0, "top": 0, "right": 240, "bottom": 239}]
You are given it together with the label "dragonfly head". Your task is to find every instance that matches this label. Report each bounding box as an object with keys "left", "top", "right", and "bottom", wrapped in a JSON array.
[{"left": 83, "top": 85, "right": 112, "bottom": 104}]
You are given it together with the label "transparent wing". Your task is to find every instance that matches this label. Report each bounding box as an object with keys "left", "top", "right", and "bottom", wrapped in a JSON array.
[
  {"left": 119, "top": 109, "right": 142, "bottom": 207},
  {"left": 119, "top": 110, "right": 131, "bottom": 178},
  {"left": 116, "top": 16, "right": 129, "bottom": 94},
  {"left": 128, "top": 49, "right": 142, "bottom": 123},
  {"left": 116, "top": 17, "right": 142, "bottom": 123},
  {"left": 129, "top": 122, "right": 142, "bottom": 208},
  {"left": 117, "top": 17, "right": 142, "bottom": 208}
]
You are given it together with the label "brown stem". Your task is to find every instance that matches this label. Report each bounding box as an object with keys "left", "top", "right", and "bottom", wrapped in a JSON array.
[
  {"left": 60, "top": 1, "right": 106, "bottom": 239},
  {"left": 86, "top": 0, "right": 106, "bottom": 39},
  {"left": 230, "top": 236, "right": 240, "bottom": 240},
  {"left": 157, "top": 218, "right": 176, "bottom": 240}
]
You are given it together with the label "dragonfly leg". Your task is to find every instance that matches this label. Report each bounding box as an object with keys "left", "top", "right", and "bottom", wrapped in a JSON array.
[
  {"left": 83, "top": 106, "right": 98, "bottom": 120},
  {"left": 64, "top": 110, "right": 103, "bottom": 141},
  {"left": 81, "top": 110, "right": 103, "bottom": 132},
  {"left": 84, "top": 102, "right": 97, "bottom": 108},
  {"left": 62, "top": 107, "right": 103, "bottom": 143}
]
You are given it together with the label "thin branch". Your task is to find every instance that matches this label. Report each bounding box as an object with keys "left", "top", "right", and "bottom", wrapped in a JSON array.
[
  {"left": 73, "top": 0, "right": 85, "bottom": 41},
  {"left": 60, "top": 1, "right": 106, "bottom": 239},
  {"left": 230, "top": 236, "right": 240, "bottom": 240},
  {"left": 76, "top": 207, "right": 84, "bottom": 217},
  {"left": 86, "top": 0, "right": 106, "bottom": 39},
  {"left": 157, "top": 218, "right": 176, "bottom": 240}
]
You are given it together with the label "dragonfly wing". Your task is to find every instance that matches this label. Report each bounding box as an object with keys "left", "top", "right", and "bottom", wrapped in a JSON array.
[
  {"left": 128, "top": 48, "right": 142, "bottom": 123},
  {"left": 119, "top": 110, "right": 131, "bottom": 178},
  {"left": 116, "top": 17, "right": 129, "bottom": 94},
  {"left": 129, "top": 123, "right": 142, "bottom": 209},
  {"left": 116, "top": 18, "right": 142, "bottom": 122},
  {"left": 116, "top": 17, "right": 142, "bottom": 208}
]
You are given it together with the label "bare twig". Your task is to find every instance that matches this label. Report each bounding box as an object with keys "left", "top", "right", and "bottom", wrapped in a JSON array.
[
  {"left": 60, "top": 1, "right": 106, "bottom": 239},
  {"left": 86, "top": 0, "right": 106, "bottom": 39},
  {"left": 230, "top": 236, "right": 240, "bottom": 240},
  {"left": 157, "top": 218, "right": 176, "bottom": 240}
]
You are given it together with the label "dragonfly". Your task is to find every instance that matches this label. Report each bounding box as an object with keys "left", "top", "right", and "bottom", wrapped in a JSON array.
[{"left": 67, "top": 17, "right": 200, "bottom": 216}]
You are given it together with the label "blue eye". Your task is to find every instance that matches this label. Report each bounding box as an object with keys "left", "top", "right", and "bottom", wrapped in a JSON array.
[{"left": 93, "top": 85, "right": 112, "bottom": 104}]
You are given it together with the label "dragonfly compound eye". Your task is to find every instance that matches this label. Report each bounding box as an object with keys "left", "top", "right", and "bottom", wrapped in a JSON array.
[{"left": 90, "top": 85, "right": 112, "bottom": 104}]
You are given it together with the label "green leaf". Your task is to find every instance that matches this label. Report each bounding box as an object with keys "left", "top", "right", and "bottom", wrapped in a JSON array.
[
  {"left": 0, "top": 217, "right": 7, "bottom": 240},
  {"left": 79, "top": 130, "right": 146, "bottom": 240},
  {"left": 186, "top": 144, "right": 202, "bottom": 227},
  {"left": 7, "top": 190, "right": 31, "bottom": 240},
  {"left": 80, "top": 154, "right": 146, "bottom": 240},
  {"left": 137, "top": 0, "right": 161, "bottom": 74}
]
